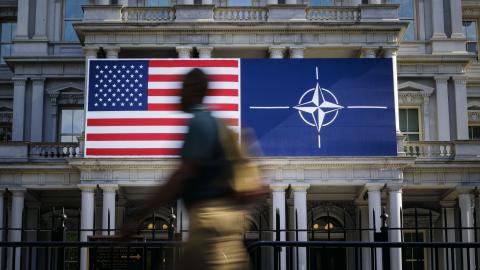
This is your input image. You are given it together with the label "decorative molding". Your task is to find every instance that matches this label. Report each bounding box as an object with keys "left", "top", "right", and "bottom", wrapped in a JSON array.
[{"left": 46, "top": 83, "right": 84, "bottom": 105}]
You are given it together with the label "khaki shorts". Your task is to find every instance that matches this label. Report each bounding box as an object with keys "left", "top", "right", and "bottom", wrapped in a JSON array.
[{"left": 180, "top": 200, "right": 250, "bottom": 270}]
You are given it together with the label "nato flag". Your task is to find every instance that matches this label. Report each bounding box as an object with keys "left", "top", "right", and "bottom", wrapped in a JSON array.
[{"left": 240, "top": 59, "right": 397, "bottom": 157}]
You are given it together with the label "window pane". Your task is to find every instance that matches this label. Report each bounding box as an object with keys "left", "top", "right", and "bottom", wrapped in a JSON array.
[
  {"left": 0, "top": 44, "right": 12, "bottom": 64},
  {"left": 72, "top": 109, "right": 84, "bottom": 133},
  {"left": 63, "top": 21, "right": 78, "bottom": 41},
  {"left": 403, "top": 20, "right": 416, "bottom": 41},
  {"left": 391, "top": 0, "right": 414, "bottom": 18},
  {"left": 463, "top": 21, "right": 478, "bottom": 42},
  {"left": 407, "top": 134, "right": 419, "bottom": 141},
  {"left": 65, "top": 0, "right": 87, "bottom": 19},
  {"left": 400, "top": 109, "right": 407, "bottom": 132},
  {"left": 407, "top": 109, "right": 419, "bottom": 132},
  {"left": 61, "top": 109, "right": 73, "bottom": 134},
  {"left": 1, "top": 23, "right": 15, "bottom": 43},
  {"left": 470, "top": 126, "right": 480, "bottom": 139},
  {"left": 467, "top": 42, "right": 478, "bottom": 54},
  {"left": 228, "top": 0, "right": 252, "bottom": 6},
  {"left": 310, "top": 0, "right": 332, "bottom": 6}
]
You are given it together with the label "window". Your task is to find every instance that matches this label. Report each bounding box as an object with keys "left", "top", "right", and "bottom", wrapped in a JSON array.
[
  {"left": 63, "top": 0, "right": 87, "bottom": 41},
  {"left": 469, "top": 126, "right": 480, "bottom": 139},
  {"left": 403, "top": 231, "right": 425, "bottom": 270},
  {"left": 0, "top": 23, "right": 16, "bottom": 64},
  {"left": 59, "top": 108, "right": 84, "bottom": 142},
  {"left": 146, "top": 0, "right": 169, "bottom": 6},
  {"left": 310, "top": 0, "right": 332, "bottom": 6},
  {"left": 391, "top": 0, "right": 415, "bottom": 41},
  {"left": 463, "top": 20, "right": 478, "bottom": 55},
  {"left": 0, "top": 122, "right": 12, "bottom": 142},
  {"left": 228, "top": 0, "right": 252, "bottom": 6},
  {"left": 400, "top": 108, "right": 420, "bottom": 141}
]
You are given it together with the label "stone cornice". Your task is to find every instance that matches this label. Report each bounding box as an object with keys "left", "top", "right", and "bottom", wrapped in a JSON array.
[{"left": 398, "top": 54, "right": 474, "bottom": 64}]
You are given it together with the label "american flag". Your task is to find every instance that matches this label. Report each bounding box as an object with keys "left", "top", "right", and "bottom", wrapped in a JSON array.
[{"left": 85, "top": 59, "right": 240, "bottom": 157}]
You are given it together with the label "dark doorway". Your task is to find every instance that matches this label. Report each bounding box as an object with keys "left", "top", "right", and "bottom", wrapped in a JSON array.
[{"left": 309, "top": 247, "right": 347, "bottom": 270}]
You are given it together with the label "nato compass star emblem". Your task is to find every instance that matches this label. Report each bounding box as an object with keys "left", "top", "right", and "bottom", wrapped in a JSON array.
[{"left": 249, "top": 67, "right": 388, "bottom": 149}]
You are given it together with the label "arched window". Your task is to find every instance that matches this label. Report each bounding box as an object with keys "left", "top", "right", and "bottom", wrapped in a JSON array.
[
  {"left": 391, "top": 0, "right": 415, "bottom": 41},
  {"left": 310, "top": 0, "right": 333, "bottom": 6}
]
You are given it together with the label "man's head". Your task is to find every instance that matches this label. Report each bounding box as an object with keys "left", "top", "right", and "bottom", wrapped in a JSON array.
[{"left": 181, "top": 68, "right": 208, "bottom": 112}]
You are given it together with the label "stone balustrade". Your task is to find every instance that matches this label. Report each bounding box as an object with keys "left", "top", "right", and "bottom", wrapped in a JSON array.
[
  {"left": 29, "top": 143, "right": 81, "bottom": 160},
  {"left": 306, "top": 6, "right": 360, "bottom": 22},
  {"left": 214, "top": 7, "right": 268, "bottom": 22},
  {"left": 82, "top": 4, "right": 399, "bottom": 23},
  {"left": 122, "top": 7, "right": 175, "bottom": 22},
  {"left": 404, "top": 141, "right": 455, "bottom": 160}
]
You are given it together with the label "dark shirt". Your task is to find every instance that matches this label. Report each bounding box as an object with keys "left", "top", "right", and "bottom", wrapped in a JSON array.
[{"left": 180, "top": 108, "right": 233, "bottom": 207}]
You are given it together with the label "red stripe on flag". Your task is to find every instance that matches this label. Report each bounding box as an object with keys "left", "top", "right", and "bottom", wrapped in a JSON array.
[
  {"left": 86, "top": 133, "right": 185, "bottom": 141},
  {"left": 148, "top": 74, "right": 238, "bottom": 82},
  {"left": 148, "top": 89, "right": 238, "bottom": 97},
  {"left": 148, "top": 103, "right": 238, "bottom": 111},
  {"left": 86, "top": 148, "right": 180, "bottom": 156},
  {"left": 148, "top": 60, "right": 238, "bottom": 68},
  {"left": 87, "top": 118, "right": 188, "bottom": 126}
]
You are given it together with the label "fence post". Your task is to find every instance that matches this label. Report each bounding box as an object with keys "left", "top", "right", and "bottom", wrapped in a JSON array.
[
  {"left": 52, "top": 208, "right": 67, "bottom": 269},
  {"left": 379, "top": 208, "right": 390, "bottom": 270},
  {"left": 274, "top": 208, "right": 280, "bottom": 270}
]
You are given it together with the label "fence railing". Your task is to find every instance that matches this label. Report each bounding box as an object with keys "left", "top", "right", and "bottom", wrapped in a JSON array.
[
  {"left": 28, "top": 142, "right": 81, "bottom": 160},
  {"left": 306, "top": 6, "right": 361, "bottom": 22},
  {"left": 404, "top": 141, "right": 455, "bottom": 160},
  {"left": 214, "top": 7, "right": 268, "bottom": 22},
  {"left": 122, "top": 7, "right": 175, "bottom": 21}
]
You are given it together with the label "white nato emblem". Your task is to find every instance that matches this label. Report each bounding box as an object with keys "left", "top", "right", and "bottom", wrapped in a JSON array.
[{"left": 249, "top": 67, "right": 389, "bottom": 149}]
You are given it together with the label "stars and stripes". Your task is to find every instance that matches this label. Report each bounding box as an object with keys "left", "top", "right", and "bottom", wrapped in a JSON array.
[{"left": 85, "top": 59, "right": 240, "bottom": 157}]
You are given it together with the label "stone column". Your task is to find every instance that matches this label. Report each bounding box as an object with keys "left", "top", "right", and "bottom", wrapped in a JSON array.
[
  {"left": 355, "top": 201, "right": 371, "bottom": 270},
  {"left": 100, "top": 185, "right": 118, "bottom": 236},
  {"left": 384, "top": 48, "right": 400, "bottom": 135},
  {"left": 449, "top": 0, "right": 465, "bottom": 39},
  {"left": 440, "top": 201, "right": 456, "bottom": 270},
  {"left": 176, "top": 199, "right": 189, "bottom": 240},
  {"left": 12, "top": 78, "right": 26, "bottom": 141},
  {"left": 361, "top": 47, "right": 377, "bottom": 58},
  {"left": 453, "top": 77, "right": 468, "bottom": 140},
  {"left": 458, "top": 188, "right": 475, "bottom": 270},
  {"left": 33, "top": 0, "right": 48, "bottom": 40},
  {"left": 292, "top": 183, "right": 309, "bottom": 270},
  {"left": 431, "top": 0, "right": 447, "bottom": 40},
  {"left": 435, "top": 76, "right": 450, "bottom": 141},
  {"left": 367, "top": 183, "right": 383, "bottom": 270},
  {"left": 422, "top": 95, "right": 431, "bottom": 140},
  {"left": 30, "top": 78, "right": 45, "bottom": 142},
  {"left": 105, "top": 47, "right": 120, "bottom": 59},
  {"left": 15, "top": 0, "right": 29, "bottom": 39},
  {"left": 84, "top": 47, "right": 98, "bottom": 137},
  {"left": 197, "top": 46, "right": 213, "bottom": 59},
  {"left": 290, "top": 46, "right": 305, "bottom": 59},
  {"left": 269, "top": 46, "right": 286, "bottom": 59},
  {"left": 388, "top": 184, "right": 403, "bottom": 270},
  {"left": 79, "top": 185, "right": 96, "bottom": 270},
  {"left": 271, "top": 183, "right": 288, "bottom": 270},
  {"left": 8, "top": 189, "right": 25, "bottom": 270},
  {"left": 176, "top": 46, "right": 193, "bottom": 59}
]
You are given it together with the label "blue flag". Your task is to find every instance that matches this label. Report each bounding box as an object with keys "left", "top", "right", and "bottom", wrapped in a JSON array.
[{"left": 240, "top": 59, "right": 397, "bottom": 156}]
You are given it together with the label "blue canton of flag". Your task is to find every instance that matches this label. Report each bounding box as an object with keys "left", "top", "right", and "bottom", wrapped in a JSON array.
[{"left": 88, "top": 60, "right": 149, "bottom": 111}]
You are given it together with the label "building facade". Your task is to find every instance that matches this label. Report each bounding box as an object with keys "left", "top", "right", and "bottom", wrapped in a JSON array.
[{"left": 0, "top": 0, "right": 480, "bottom": 269}]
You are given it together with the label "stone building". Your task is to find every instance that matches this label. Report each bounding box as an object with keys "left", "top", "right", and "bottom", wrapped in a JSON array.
[{"left": 0, "top": 0, "right": 479, "bottom": 269}]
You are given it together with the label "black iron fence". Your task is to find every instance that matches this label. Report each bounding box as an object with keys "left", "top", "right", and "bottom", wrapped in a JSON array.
[{"left": 0, "top": 204, "right": 479, "bottom": 270}]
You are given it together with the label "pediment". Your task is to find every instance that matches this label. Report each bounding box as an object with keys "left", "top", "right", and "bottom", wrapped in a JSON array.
[
  {"left": 46, "top": 83, "right": 84, "bottom": 97},
  {"left": 468, "top": 100, "right": 480, "bottom": 110},
  {"left": 398, "top": 81, "right": 434, "bottom": 97}
]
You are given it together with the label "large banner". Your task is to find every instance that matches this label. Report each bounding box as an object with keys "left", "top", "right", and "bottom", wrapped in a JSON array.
[{"left": 85, "top": 59, "right": 396, "bottom": 157}]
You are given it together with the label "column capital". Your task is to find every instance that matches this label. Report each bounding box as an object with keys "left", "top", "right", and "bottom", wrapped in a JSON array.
[
  {"left": 84, "top": 47, "right": 99, "bottom": 59},
  {"left": 99, "top": 184, "right": 119, "bottom": 193},
  {"left": 386, "top": 182, "right": 403, "bottom": 192},
  {"left": 452, "top": 76, "right": 467, "bottom": 85},
  {"left": 176, "top": 46, "right": 193, "bottom": 59},
  {"left": 289, "top": 46, "right": 305, "bottom": 58},
  {"left": 269, "top": 46, "right": 286, "bottom": 59},
  {"left": 440, "top": 200, "right": 456, "bottom": 208},
  {"left": 197, "top": 46, "right": 213, "bottom": 58},
  {"left": 31, "top": 77, "right": 46, "bottom": 83},
  {"left": 434, "top": 75, "right": 450, "bottom": 82},
  {"left": 365, "top": 182, "right": 384, "bottom": 191},
  {"left": 78, "top": 184, "right": 97, "bottom": 192},
  {"left": 9, "top": 188, "right": 26, "bottom": 197},
  {"left": 290, "top": 183, "right": 310, "bottom": 192},
  {"left": 12, "top": 77, "right": 27, "bottom": 84},
  {"left": 361, "top": 47, "right": 378, "bottom": 58},
  {"left": 270, "top": 183, "right": 289, "bottom": 191},
  {"left": 104, "top": 46, "right": 120, "bottom": 59},
  {"left": 383, "top": 47, "right": 398, "bottom": 58}
]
